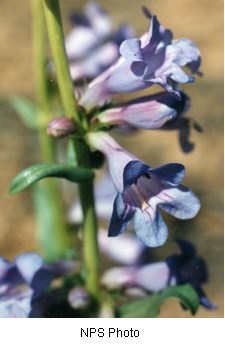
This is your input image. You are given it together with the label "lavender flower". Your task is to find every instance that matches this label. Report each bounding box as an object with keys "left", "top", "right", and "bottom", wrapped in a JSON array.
[
  {"left": 80, "top": 15, "right": 201, "bottom": 108},
  {"left": 166, "top": 240, "right": 217, "bottom": 309},
  {"left": 96, "top": 91, "right": 189, "bottom": 130},
  {"left": 65, "top": 2, "right": 134, "bottom": 81},
  {"left": 101, "top": 239, "right": 216, "bottom": 310},
  {"left": 0, "top": 253, "right": 78, "bottom": 318},
  {"left": 87, "top": 132, "right": 200, "bottom": 247}
]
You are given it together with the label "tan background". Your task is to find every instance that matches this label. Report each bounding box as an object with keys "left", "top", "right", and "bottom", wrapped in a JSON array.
[{"left": 0, "top": 0, "right": 223, "bottom": 318}]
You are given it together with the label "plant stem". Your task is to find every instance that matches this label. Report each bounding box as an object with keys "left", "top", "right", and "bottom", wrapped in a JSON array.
[
  {"left": 32, "top": 0, "right": 70, "bottom": 262},
  {"left": 43, "top": 0, "right": 99, "bottom": 299}
]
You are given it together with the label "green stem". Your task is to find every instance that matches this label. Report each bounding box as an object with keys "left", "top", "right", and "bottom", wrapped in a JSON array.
[
  {"left": 43, "top": 0, "right": 99, "bottom": 299},
  {"left": 32, "top": 0, "right": 70, "bottom": 262}
]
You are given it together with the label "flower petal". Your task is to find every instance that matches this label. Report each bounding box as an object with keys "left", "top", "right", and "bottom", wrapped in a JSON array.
[
  {"left": 108, "top": 193, "right": 135, "bottom": 236},
  {"left": 172, "top": 38, "right": 201, "bottom": 73},
  {"left": 119, "top": 38, "right": 144, "bottom": 61},
  {"left": 159, "top": 185, "right": 200, "bottom": 219},
  {"left": 135, "top": 262, "right": 170, "bottom": 292},
  {"left": 123, "top": 160, "right": 150, "bottom": 190},
  {"left": 150, "top": 163, "right": 185, "bottom": 185},
  {"left": 14, "top": 253, "right": 43, "bottom": 285},
  {"left": 134, "top": 208, "right": 168, "bottom": 247}
]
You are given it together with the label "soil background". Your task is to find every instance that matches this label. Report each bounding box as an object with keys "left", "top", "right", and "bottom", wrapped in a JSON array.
[{"left": 0, "top": 0, "right": 223, "bottom": 318}]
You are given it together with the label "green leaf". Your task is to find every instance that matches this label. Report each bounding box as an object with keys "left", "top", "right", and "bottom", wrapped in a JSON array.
[
  {"left": 160, "top": 284, "right": 200, "bottom": 315},
  {"left": 9, "top": 95, "right": 37, "bottom": 129},
  {"left": 118, "top": 284, "right": 200, "bottom": 318},
  {"left": 9, "top": 163, "right": 94, "bottom": 194}
]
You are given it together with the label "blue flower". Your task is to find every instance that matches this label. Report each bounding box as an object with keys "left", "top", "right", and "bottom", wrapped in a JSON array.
[
  {"left": 0, "top": 253, "right": 78, "bottom": 318},
  {"left": 87, "top": 132, "right": 200, "bottom": 247},
  {"left": 101, "top": 238, "right": 216, "bottom": 310},
  {"left": 166, "top": 239, "right": 217, "bottom": 309},
  {"left": 97, "top": 91, "right": 189, "bottom": 130},
  {"left": 80, "top": 14, "right": 201, "bottom": 108},
  {"left": 65, "top": 2, "right": 134, "bottom": 81}
]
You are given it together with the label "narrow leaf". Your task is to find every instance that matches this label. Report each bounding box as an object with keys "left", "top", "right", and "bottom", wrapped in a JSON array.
[{"left": 9, "top": 163, "right": 94, "bottom": 194}]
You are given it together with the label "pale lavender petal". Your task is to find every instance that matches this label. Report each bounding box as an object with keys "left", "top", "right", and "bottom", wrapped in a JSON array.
[
  {"left": 120, "top": 38, "right": 144, "bottom": 61},
  {"left": 69, "top": 42, "right": 119, "bottom": 80},
  {"left": 135, "top": 262, "right": 170, "bottom": 292},
  {"left": 99, "top": 229, "right": 144, "bottom": 265},
  {"left": 65, "top": 27, "right": 99, "bottom": 61},
  {"left": 84, "top": 2, "right": 112, "bottom": 37},
  {"left": 134, "top": 208, "right": 168, "bottom": 247},
  {"left": 159, "top": 185, "right": 201, "bottom": 219},
  {"left": 172, "top": 38, "right": 201, "bottom": 73},
  {"left": 14, "top": 254, "right": 43, "bottom": 285},
  {"left": 101, "top": 267, "right": 137, "bottom": 289}
]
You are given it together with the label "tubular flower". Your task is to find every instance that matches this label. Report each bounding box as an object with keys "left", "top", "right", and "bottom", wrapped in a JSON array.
[
  {"left": 166, "top": 239, "right": 217, "bottom": 309},
  {"left": 101, "top": 239, "right": 216, "bottom": 310},
  {"left": 96, "top": 91, "right": 188, "bottom": 130},
  {"left": 87, "top": 132, "right": 200, "bottom": 247},
  {"left": 80, "top": 15, "right": 201, "bottom": 109},
  {"left": 65, "top": 2, "right": 134, "bottom": 81}
]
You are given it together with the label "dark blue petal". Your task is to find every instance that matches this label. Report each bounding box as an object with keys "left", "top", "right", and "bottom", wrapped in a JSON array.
[
  {"left": 123, "top": 160, "right": 150, "bottom": 190},
  {"left": 108, "top": 193, "right": 135, "bottom": 237},
  {"left": 31, "top": 268, "right": 55, "bottom": 298},
  {"left": 150, "top": 163, "right": 185, "bottom": 185},
  {"left": 194, "top": 285, "right": 217, "bottom": 310},
  {"left": 147, "top": 16, "right": 162, "bottom": 49},
  {"left": 200, "top": 295, "right": 218, "bottom": 310},
  {"left": 0, "top": 257, "right": 12, "bottom": 280},
  {"left": 133, "top": 208, "right": 168, "bottom": 247},
  {"left": 175, "top": 239, "right": 196, "bottom": 258}
]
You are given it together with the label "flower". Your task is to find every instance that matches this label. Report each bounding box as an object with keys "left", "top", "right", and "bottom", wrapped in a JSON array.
[
  {"left": 80, "top": 14, "right": 201, "bottom": 108},
  {"left": 0, "top": 253, "right": 79, "bottom": 318},
  {"left": 65, "top": 2, "right": 134, "bottom": 81},
  {"left": 166, "top": 239, "right": 217, "bottom": 309},
  {"left": 87, "top": 132, "right": 200, "bottom": 247},
  {"left": 101, "top": 239, "right": 216, "bottom": 310},
  {"left": 96, "top": 91, "right": 189, "bottom": 130}
]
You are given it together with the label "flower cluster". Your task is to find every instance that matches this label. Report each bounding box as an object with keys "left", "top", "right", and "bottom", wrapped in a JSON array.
[{"left": 64, "top": 7, "right": 203, "bottom": 248}]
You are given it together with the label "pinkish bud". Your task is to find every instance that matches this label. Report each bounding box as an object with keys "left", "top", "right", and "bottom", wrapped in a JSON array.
[{"left": 47, "top": 117, "right": 76, "bottom": 138}]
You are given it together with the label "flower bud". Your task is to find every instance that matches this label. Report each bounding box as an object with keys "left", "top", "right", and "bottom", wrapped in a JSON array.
[{"left": 47, "top": 117, "right": 76, "bottom": 138}]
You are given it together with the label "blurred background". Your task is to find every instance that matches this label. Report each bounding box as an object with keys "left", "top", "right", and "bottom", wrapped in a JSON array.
[{"left": 0, "top": 0, "right": 223, "bottom": 317}]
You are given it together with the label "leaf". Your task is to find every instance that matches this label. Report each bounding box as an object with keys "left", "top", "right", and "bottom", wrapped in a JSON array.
[
  {"left": 9, "top": 95, "right": 37, "bottom": 129},
  {"left": 118, "top": 284, "right": 200, "bottom": 318},
  {"left": 9, "top": 163, "right": 94, "bottom": 194},
  {"left": 160, "top": 284, "right": 199, "bottom": 315}
]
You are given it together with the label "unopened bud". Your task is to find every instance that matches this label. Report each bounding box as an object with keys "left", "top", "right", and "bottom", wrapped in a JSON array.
[{"left": 47, "top": 116, "right": 76, "bottom": 138}]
